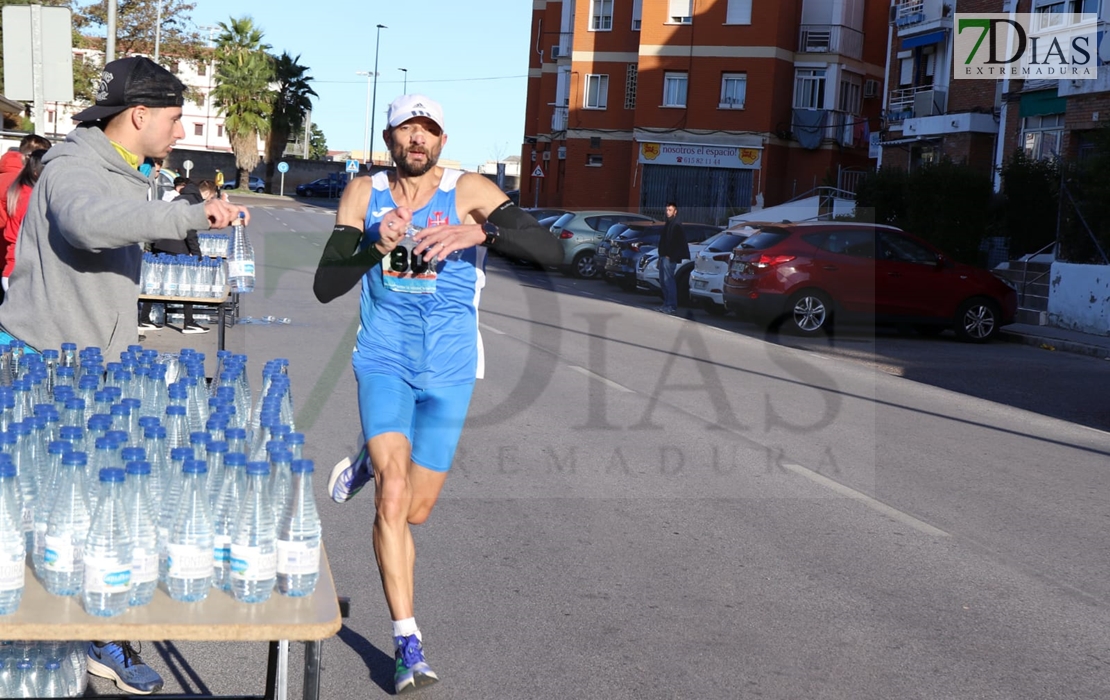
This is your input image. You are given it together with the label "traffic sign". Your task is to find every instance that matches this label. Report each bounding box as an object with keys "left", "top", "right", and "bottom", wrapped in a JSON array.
[
  {"left": 346, "top": 159, "right": 360, "bottom": 174},
  {"left": 531, "top": 165, "right": 545, "bottom": 178},
  {"left": 182, "top": 159, "right": 194, "bottom": 176},
  {"left": 277, "top": 161, "right": 289, "bottom": 174}
]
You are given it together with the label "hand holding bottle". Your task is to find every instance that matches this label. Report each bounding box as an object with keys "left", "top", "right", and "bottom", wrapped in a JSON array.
[{"left": 205, "top": 197, "right": 250, "bottom": 229}]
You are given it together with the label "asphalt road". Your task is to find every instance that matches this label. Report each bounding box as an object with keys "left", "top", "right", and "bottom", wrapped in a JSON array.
[{"left": 124, "top": 197, "right": 1110, "bottom": 700}]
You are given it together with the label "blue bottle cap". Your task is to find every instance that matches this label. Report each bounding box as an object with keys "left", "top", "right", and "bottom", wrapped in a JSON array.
[
  {"left": 57, "top": 365, "right": 75, "bottom": 377},
  {"left": 216, "top": 386, "right": 235, "bottom": 399},
  {"left": 170, "top": 447, "right": 194, "bottom": 461},
  {"left": 123, "top": 398, "right": 142, "bottom": 410},
  {"left": 48, "top": 440, "right": 71, "bottom": 455},
  {"left": 105, "top": 386, "right": 122, "bottom": 401},
  {"left": 246, "top": 461, "right": 270, "bottom": 476},
  {"left": 94, "top": 390, "right": 111, "bottom": 403},
  {"left": 0, "top": 432, "right": 15, "bottom": 446},
  {"left": 138, "top": 416, "right": 160, "bottom": 429},
  {"left": 223, "top": 452, "right": 247, "bottom": 467},
  {"left": 207, "top": 440, "right": 229, "bottom": 454},
  {"left": 89, "top": 414, "right": 112, "bottom": 429},
  {"left": 289, "top": 459, "right": 314, "bottom": 474},
  {"left": 166, "top": 405, "right": 187, "bottom": 416},
  {"left": 106, "top": 362, "right": 122, "bottom": 373},
  {"left": 182, "top": 459, "right": 207, "bottom": 474},
  {"left": 225, "top": 427, "right": 247, "bottom": 441},
  {"left": 269, "top": 449, "right": 293, "bottom": 464},
  {"left": 9, "top": 421, "right": 29, "bottom": 436},
  {"left": 127, "top": 345, "right": 144, "bottom": 354},
  {"left": 60, "top": 427, "right": 84, "bottom": 442},
  {"left": 61, "top": 342, "right": 77, "bottom": 351},
  {"left": 144, "top": 425, "right": 167, "bottom": 439},
  {"left": 63, "top": 451, "right": 88, "bottom": 467},
  {"left": 99, "top": 467, "right": 125, "bottom": 483},
  {"left": 65, "top": 397, "right": 86, "bottom": 410},
  {"left": 285, "top": 432, "right": 305, "bottom": 445},
  {"left": 42, "top": 349, "right": 59, "bottom": 360},
  {"left": 121, "top": 447, "right": 146, "bottom": 462},
  {"left": 0, "top": 460, "right": 16, "bottom": 479},
  {"left": 79, "top": 375, "right": 100, "bottom": 389},
  {"left": 110, "top": 403, "right": 130, "bottom": 416},
  {"left": 125, "top": 461, "right": 152, "bottom": 476},
  {"left": 189, "top": 431, "right": 209, "bottom": 445},
  {"left": 106, "top": 430, "right": 129, "bottom": 445},
  {"left": 207, "top": 414, "right": 229, "bottom": 428},
  {"left": 95, "top": 436, "right": 114, "bottom": 450}
]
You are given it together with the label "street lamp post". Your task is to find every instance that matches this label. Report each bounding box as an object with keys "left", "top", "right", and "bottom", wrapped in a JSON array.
[
  {"left": 356, "top": 70, "right": 373, "bottom": 163},
  {"left": 368, "top": 24, "right": 387, "bottom": 166},
  {"left": 399, "top": 68, "right": 408, "bottom": 94},
  {"left": 153, "top": 0, "right": 163, "bottom": 62}
]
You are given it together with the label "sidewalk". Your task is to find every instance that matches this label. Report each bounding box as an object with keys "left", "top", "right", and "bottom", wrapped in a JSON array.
[{"left": 1000, "top": 323, "right": 1110, "bottom": 360}]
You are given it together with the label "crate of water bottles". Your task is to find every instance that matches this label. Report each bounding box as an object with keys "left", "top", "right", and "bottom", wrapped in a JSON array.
[
  {"left": 197, "top": 234, "right": 230, "bottom": 258},
  {"left": 0, "top": 641, "right": 88, "bottom": 698},
  {"left": 0, "top": 340, "right": 324, "bottom": 633},
  {"left": 139, "top": 253, "right": 228, "bottom": 300}
]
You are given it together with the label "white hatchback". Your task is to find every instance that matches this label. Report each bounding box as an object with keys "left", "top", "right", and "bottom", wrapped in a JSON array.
[{"left": 688, "top": 227, "right": 756, "bottom": 315}]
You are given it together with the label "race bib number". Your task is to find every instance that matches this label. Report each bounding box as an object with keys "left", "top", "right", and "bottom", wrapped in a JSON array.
[{"left": 382, "top": 237, "right": 437, "bottom": 294}]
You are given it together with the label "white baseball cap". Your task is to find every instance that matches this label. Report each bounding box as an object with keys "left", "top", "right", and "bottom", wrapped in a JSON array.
[{"left": 387, "top": 94, "right": 445, "bottom": 131}]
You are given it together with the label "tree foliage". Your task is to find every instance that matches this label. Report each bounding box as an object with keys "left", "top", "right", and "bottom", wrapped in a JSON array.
[
  {"left": 263, "top": 52, "right": 316, "bottom": 191},
  {"left": 309, "top": 123, "right": 327, "bottom": 160},
  {"left": 211, "top": 16, "right": 272, "bottom": 189},
  {"left": 72, "top": 0, "right": 206, "bottom": 62}
]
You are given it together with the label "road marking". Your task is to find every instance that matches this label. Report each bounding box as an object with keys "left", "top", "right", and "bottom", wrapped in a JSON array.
[
  {"left": 568, "top": 365, "right": 634, "bottom": 393},
  {"left": 780, "top": 462, "right": 951, "bottom": 537},
  {"left": 479, "top": 322, "right": 506, "bottom": 335}
]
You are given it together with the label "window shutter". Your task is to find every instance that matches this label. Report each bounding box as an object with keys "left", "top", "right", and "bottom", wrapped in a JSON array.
[
  {"left": 899, "top": 58, "right": 914, "bottom": 86},
  {"left": 726, "top": 0, "right": 752, "bottom": 24},
  {"left": 668, "top": 0, "right": 693, "bottom": 20}
]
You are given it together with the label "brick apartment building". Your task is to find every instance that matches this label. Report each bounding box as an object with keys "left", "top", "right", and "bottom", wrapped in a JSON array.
[{"left": 520, "top": 0, "right": 890, "bottom": 224}]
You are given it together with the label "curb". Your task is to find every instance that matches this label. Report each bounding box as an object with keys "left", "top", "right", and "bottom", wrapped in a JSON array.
[{"left": 999, "top": 329, "right": 1110, "bottom": 361}]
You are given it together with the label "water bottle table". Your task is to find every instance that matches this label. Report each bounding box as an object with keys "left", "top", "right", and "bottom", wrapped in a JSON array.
[
  {"left": 0, "top": 547, "right": 340, "bottom": 700},
  {"left": 138, "top": 286, "right": 233, "bottom": 352}
]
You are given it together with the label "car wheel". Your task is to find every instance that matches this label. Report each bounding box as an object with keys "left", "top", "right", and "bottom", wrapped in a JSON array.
[
  {"left": 785, "top": 289, "right": 833, "bottom": 336},
  {"left": 572, "top": 251, "right": 599, "bottom": 279},
  {"left": 954, "top": 298, "right": 1000, "bottom": 343},
  {"left": 303, "top": 189, "right": 314, "bottom": 197},
  {"left": 703, "top": 299, "right": 729, "bottom": 316}
]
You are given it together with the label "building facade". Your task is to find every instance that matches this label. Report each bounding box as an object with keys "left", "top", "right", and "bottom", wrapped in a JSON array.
[{"left": 521, "top": 0, "right": 889, "bottom": 223}]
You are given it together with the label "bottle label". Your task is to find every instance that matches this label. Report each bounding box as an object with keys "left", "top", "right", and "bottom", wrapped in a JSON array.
[
  {"left": 276, "top": 539, "right": 320, "bottom": 576},
  {"left": 179, "top": 281, "right": 194, "bottom": 296},
  {"left": 230, "top": 544, "right": 277, "bottom": 581},
  {"left": 131, "top": 547, "right": 159, "bottom": 584},
  {"left": 33, "top": 522, "right": 46, "bottom": 556},
  {"left": 83, "top": 555, "right": 131, "bottom": 593},
  {"left": 21, "top": 506, "right": 32, "bottom": 534},
  {"left": 0, "top": 558, "right": 24, "bottom": 592},
  {"left": 213, "top": 534, "right": 231, "bottom": 563},
  {"left": 382, "top": 226, "right": 437, "bottom": 294},
  {"left": 44, "top": 535, "right": 81, "bottom": 573},
  {"left": 167, "top": 543, "right": 213, "bottom": 580},
  {"left": 228, "top": 261, "right": 255, "bottom": 278}
]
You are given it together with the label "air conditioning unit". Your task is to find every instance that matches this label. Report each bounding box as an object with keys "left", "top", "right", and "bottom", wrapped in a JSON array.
[
  {"left": 557, "top": 146, "right": 567, "bottom": 159},
  {"left": 912, "top": 89, "right": 947, "bottom": 118},
  {"left": 551, "top": 45, "right": 564, "bottom": 59},
  {"left": 804, "top": 31, "right": 831, "bottom": 52},
  {"left": 864, "top": 79, "right": 880, "bottom": 98}
]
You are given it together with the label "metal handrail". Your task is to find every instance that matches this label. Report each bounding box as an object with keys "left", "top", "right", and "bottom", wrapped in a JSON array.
[{"left": 1018, "top": 240, "right": 1056, "bottom": 308}]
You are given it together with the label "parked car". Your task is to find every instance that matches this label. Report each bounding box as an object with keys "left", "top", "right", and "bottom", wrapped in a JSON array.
[
  {"left": 296, "top": 177, "right": 346, "bottom": 198},
  {"left": 524, "top": 207, "right": 570, "bottom": 223},
  {"left": 688, "top": 227, "right": 758, "bottom": 315},
  {"left": 549, "top": 210, "right": 656, "bottom": 278},
  {"left": 222, "top": 175, "right": 265, "bottom": 192},
  {"left": 495, "top": 212, "right": 567, "bottom": 266},
  {"left": 641, "top": 229, "right": 753, "bottom": 308},
  {"left": 721, "top": 222, "right": 1018, "bottom": 341},
  {"left": 605, "top": 222, "right": 721, "bottom": 291},
  {"left": 594, "top": 222, "right": 636, "bottom": 282}
]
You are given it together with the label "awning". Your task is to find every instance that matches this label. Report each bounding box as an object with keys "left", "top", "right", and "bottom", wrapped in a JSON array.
[
  {"left": 902, "top": 30, "right": 946, "bottom": 49},
  {"left": 880, "top": 136, "right": 940, "bottom": 147},
  {"left": 1019, "top": 89, "right": 1066, "bottom": 118},
  {"left": 0, "top": 94, "right": 25, "bottom": 116}
]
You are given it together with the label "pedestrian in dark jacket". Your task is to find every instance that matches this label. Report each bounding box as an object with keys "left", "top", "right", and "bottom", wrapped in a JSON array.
[{"left": 656, "top": 202, "right": 688, "bottom": 314}]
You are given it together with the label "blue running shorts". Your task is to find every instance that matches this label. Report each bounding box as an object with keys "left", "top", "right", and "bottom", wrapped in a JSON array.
[{"left": 355, "top": 371, "right": 475, "bottom": 473}]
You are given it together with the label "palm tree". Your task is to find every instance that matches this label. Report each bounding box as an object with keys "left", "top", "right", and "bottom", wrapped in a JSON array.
[
  {"left": 264, "top": 52, "right": 317, "bottom": 192},
  {"left": 212, "top": 17, "right": 273, "bottom": 190}
]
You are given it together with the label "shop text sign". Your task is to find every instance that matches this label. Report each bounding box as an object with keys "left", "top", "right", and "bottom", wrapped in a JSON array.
[
  {"left": 639, "top": 142, "right": 762, "bottom": 169},
  {"left": 954, "top": 13, "right": 1098, "bottom": 80}
]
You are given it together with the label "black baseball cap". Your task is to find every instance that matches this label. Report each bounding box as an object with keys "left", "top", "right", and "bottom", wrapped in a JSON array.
[{"left": 72, "top": 56, "right": 186, "bottom": 123}]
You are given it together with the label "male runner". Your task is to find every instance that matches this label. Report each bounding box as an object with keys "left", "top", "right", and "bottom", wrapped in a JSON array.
[{"left": 313, "top": 94, "right": 560, "bottom": 693}]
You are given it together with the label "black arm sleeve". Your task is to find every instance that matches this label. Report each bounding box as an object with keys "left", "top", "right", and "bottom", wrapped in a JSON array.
[
  {"left": 313, "top": 224, "right": 386, "bottom": 304},
  {"left": 486, "top": 202, "right": 564, "bottom": 267}
]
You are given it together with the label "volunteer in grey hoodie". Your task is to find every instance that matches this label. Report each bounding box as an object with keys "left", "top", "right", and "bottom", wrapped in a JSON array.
[
  {"left": 0, "top": 56, "right": 247, "bottom": 696},
  {"left": 0, "top": 55, "right": 247, "bottom": 362}
]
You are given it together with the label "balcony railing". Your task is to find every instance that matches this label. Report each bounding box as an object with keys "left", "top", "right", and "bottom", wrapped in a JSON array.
[
  {"left": 896, "top": 0, "right": 925, "bottom": 26},
  {"left": 888, "top": 85, "right": 931, "bottom": 112},
  {"left": 551, "top": 32, "right": 573, "bottom": 60},
  {"left": 798, "top": 24, "right": 864, "bottom": 61},
  {"left": 551, "top": 106, "right": 568, "bottom": 132}
]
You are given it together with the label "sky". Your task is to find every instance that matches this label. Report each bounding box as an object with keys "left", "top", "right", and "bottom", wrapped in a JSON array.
[{"left": 185, "top": 0, "right": 534, "bottom": 170}]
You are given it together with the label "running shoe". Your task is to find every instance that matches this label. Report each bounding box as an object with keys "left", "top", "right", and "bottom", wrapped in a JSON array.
[
  {"left": 393, "top": 635, "right": 438, "bottom": 694},
  {"left": 137, "top": 322, "right": 163, "bottom": 331},
  {"left": 328, "top": 445, "right": 372, "bottom": 503},
  {"left": 182, "top": 323, "right": 210, "bottom": 334},
  {"left": 87, "top": 641, "right": 164, "bottom": 694}
]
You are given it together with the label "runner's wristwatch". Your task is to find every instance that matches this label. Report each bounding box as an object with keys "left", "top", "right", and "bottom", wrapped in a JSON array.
[{"left": 481, "top": 221, "right": 500, "bottom": 247}]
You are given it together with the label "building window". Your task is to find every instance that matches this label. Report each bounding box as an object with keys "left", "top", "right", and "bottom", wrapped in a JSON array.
[
  {"left": 195, "top": 91, "right": 206, "bottom": 108},
  {"left": 1022, "top": 114, "right": 1065, "bottom": 160},
  {"left": 194, "top": 123, "right": 203, "bottom": 136},
  {"left": 584, "top": 74, "right": 609, "bottom": 109},
  {"left": 632, "top": 0, "right": 642, "bottom": 30},
  {"left": 663, "top": 72, "right": 688, "bottom": 107},
  {"left": 794, "top": 68, "right": 827, "bottom": 109},
  {"left": 197, "top": 62, "right": 206, "bottom": 77},
  {"left": 668, "top": 0, "right": 693, "bottom": 23},
  {"left": 726, "top": 0, "right": 752, "bottom": 24},
  {"left": 625, "top": 64, "right": 638, "bottom": 109},
  {"left": 587, "top": 154, "right": 604, "bottom": 166},
  {"left": 590, "top": 0, "right": 613, "bottom": 30},
  {"left": 46, "top": 110, "right": 55, "bottom": 124},
  {"left": 719, "top": 73, "right": 747, "bottom": 109},
  {"left": 838, "top": 73, "right": 862, "bottom": 115},
  {"left": 217, "top": 124, "right": 224, "bottom": 138}
]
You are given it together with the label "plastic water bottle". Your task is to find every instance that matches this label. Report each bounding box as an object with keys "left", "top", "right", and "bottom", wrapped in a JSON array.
[
  {"left": 13, "top": 659, "right": 37, "bottom": 697},
  {"left": 164, "top": 404, "right": 190, "bottom": 451},
  {"left": 0, "top": 455, "right": 25, "bottom": 613},
  {"left": 228, "top": 212, "right": 255, "bottom": 293},
  {"left": 276, "top": 459, "right": 321, "bottom": 597},
  {"left": 205, "top": 439, "right": 228, "bottom": 508},
  {"left": 267, "top": 447, "right": 293, "bottom": 524},
  {"left": 32, "top": 440, "right": 71, "bottom": 578},
  {"left": 124, "top": 461, "right": 159, "bottom": 607},
  {"left": 83, "top": 467, "right": 132, "bottom": 616},
  {"left": 284, "top": 432, "right": 305, "bottom": 461},
  {"left": 165, "top": 459, "right": 213, "bottom": 602},
  {"left": 231, "top": 461, "right": 276, "bottom": 603},
  {"left": 9, "top": 421, "right": 37, "bottom": 552},
  {"left": 212, "top": 451, "right": 245, "bottom": 591},
  {"left": 37, "top": 658, "right": 67, "bottom": 697},
  {"left": 43, "top": 451, "right": 90, "bottom": 596}
]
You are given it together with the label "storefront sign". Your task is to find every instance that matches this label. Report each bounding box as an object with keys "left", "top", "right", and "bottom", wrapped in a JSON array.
[{"left": 638, "top": 142, "right": 762, "bottom": 169}]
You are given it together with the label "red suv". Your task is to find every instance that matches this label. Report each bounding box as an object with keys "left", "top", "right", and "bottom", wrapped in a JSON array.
[{"left": 721, "top": 222, "right": 1017, "bottom": 342}]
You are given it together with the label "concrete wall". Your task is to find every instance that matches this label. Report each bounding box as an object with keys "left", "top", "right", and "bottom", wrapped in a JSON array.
[
  {"left": 163, "top": 148, "right": 349, "bottom": 191},
  {"left": 1048, "top": 262, "right": 1110, "bottom": 336}
]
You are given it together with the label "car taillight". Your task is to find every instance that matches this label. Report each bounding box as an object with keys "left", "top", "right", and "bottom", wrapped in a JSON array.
[
  {"left": 752, "top": 254, "right": 796, "bottom": 269},
  {"left": 559, "top": 231, "right": 574, "bottom": 239},
  {"left": 712, "top": 252, "right": 731, "bottom": 262},
  {"left": 630, "top": 242, "right": 641, "bottom": 251}
]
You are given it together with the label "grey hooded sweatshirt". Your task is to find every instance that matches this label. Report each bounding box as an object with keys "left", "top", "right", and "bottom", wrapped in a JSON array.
[{"left": 0, "top": 126, "right": 209, "bottom": 359}]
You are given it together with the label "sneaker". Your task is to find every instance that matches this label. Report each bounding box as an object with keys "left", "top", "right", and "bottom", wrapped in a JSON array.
[
  {"left": 393, "top": 635, "right": 438, "bottom": 694},
  {"left": 182, "top": 323, "right": 210, "bottom": 334},
  {"left": 87, "top": 641, "right": 164, "bottom": 695},
  {"left": 328, "top": 445, "right": 372, "bottom": 503},
  {"left": 137, "top": 322, "right": 163, "bottom": 331}
]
